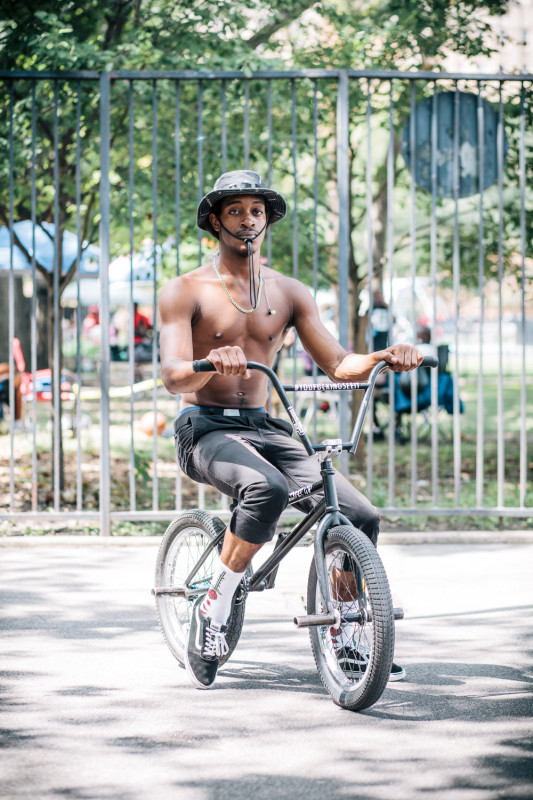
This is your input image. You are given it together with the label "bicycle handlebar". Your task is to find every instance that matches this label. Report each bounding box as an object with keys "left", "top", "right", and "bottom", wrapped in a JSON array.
[
  {"left": 192, "top": 355, "right": 438, "bottom": 456},
  {"left": 192, "top": 355, "right": 438, "bottom": 377}
]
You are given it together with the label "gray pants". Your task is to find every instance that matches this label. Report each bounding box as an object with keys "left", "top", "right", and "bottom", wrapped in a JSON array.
[{"left": 174, "top": 410, "right": 380, "bottom": 546}]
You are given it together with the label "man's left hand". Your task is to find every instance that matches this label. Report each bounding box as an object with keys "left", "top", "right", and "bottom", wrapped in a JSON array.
[{"left": 375, "top": 344, "right": 424, "bottom": 372}]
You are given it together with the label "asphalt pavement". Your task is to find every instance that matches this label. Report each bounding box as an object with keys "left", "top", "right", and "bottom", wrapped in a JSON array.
[{"left": 1, "top": 535, "right": 532, "bottom": 800}]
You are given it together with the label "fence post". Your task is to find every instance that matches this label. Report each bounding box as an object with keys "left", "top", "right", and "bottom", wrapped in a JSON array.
[
  {"left": 337, "top": 69, "right": 350, "bottom": 474},
  {"left": 99, "top": 72, "right": 111, "bottom": 537}
]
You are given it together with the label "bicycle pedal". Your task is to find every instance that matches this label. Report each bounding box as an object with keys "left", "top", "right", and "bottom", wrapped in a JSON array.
[
  {"left": 295, "top": 533, "right": 314, "bottom": 547},
  {"left": 294, "top": 610, "right": 341, "bottom": 629},
  {"left": 394, "top": 607, "right": 405, "bottom": 620}
]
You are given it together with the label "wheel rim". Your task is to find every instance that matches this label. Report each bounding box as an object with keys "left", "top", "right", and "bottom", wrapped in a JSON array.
[
  {"left": 316, "top": 544, "right": 374, "bottom": 691},
  {"left": 158, "top": 525, "right": 217, "bottom": 652}
]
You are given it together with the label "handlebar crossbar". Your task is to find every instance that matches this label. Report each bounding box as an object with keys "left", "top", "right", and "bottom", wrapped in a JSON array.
[{"left": 192, "top": 356, "right": 438, "bottom": 458}]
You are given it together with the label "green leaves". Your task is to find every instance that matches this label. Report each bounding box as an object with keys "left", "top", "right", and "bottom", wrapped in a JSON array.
[{"left": 0, "top": 0, "right": 522, "bottom": 297}]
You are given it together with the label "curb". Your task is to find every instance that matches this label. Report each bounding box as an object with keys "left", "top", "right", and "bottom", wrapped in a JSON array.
[
  {"left": 378, "top": 531, "right": 533, "bottom": 545},
  {"left": 0, "top": 532, "right": 532, "bottom": 546}
]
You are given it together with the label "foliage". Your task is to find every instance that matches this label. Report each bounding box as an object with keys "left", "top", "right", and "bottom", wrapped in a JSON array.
[{"left": 0, "top": 0, "right": 516, "bottom": 292}]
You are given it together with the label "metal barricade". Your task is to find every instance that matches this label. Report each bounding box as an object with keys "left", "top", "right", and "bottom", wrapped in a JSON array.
[{"left": 0, "top": 69, "right": 530, "bottom": 533}]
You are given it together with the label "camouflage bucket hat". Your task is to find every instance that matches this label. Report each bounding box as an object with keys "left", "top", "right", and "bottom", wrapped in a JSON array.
[{"left": 197, "top": 170, "right": 286, "bottom": 238}]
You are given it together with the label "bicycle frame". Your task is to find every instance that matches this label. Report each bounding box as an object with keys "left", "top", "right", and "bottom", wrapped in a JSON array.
[{"left": 185, "top": 357, "right": 426, "bottom": 622}]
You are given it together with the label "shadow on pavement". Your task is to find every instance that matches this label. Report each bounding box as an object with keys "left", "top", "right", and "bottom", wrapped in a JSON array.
[{"left": 177, "top": 774, "right": 377, "bottom": 800}]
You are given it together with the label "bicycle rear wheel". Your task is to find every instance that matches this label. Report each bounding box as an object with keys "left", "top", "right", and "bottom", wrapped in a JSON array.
[
  {"left": 307, "top": 525, "right": 394, "bottom": 711},
  {"left": 154, "top": 510, "right": 248, "bottom": 668}
]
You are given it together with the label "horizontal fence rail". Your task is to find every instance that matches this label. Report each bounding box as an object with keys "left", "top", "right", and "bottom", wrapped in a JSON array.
[{"left": 0, "top": 69, "right": 531, "bottom": 534}]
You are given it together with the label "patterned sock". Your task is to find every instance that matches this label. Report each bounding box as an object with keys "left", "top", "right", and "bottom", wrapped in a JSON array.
[{"left": 200, "top": 559, "right": 245, "bottom": 625}]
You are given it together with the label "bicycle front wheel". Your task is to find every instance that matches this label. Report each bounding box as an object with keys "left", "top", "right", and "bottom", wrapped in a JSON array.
[
  {"left": 307, "top": 525, "right": 395, "bottom": 711},
  {"left": 154, "top": 510, "right": 248, "bottom": 668}
]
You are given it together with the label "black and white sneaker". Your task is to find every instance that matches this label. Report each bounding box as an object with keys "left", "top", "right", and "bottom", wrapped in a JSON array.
[
  {"left": 336, "top": 643, "right": 406, "bottom": 682},
  {"left": 337, "top": 645, "right": 369, "bottom": 674},
  {"left": 185, "top": 597, "right": 229, "bottom": 689},
  {"left": 388, "top": 662, "right": 406, "bottom": 681}
]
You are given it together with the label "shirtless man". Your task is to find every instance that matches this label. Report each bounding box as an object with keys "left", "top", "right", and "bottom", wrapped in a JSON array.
[{"left": 159, "top": 170, "right": 423, "bottom": 689}]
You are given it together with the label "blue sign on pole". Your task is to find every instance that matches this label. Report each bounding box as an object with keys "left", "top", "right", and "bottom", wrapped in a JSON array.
[{"left": 401, "top": 91, "right": 508, "bottom": 198}]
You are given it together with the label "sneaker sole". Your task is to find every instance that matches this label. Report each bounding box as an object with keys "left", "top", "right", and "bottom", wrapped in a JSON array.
[
  {"left": 184, "top": 645, "right": 216, "bottom": 690},
  {"left": 388, "top": 666, "right": 406, "bottom": 682},
  {"left": 184, "top": 604, "right": 218, "bottom": 690}
]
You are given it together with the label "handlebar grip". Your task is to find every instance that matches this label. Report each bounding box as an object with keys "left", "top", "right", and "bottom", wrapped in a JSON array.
[
  {"left": 421, "top": 356, "right": 439, "bottom": 369},
  {"left": 192, "top": 359, "right": 216, "bottom": 373}
]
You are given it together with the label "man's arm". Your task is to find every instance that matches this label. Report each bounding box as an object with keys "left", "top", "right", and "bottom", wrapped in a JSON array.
[
  {"left": 291, "top": 281, "right": 422, "bottom": 381},
  {"left": 159, "top": 277, "right": 213, "bottom": 395}
]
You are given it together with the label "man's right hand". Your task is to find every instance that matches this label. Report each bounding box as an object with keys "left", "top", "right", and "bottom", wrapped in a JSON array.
[{"left": 204, "top": 346, "right": 251, "bottom": 379}]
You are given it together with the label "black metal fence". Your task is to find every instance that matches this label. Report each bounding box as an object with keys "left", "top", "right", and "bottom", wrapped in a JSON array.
[{"left": 0, "top": 69, "right": 531, "bottom": 534}]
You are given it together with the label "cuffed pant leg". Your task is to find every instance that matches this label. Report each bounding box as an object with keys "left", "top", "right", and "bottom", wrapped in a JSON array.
[
  {"left": 334, "top": 471, "right": 380, "bottom": 546},
  {"left": 261, "top": 430, "right": 380, "bottom": 546},
  {"left": 187, "top": 429, "right": 289, "bottom": 545}
]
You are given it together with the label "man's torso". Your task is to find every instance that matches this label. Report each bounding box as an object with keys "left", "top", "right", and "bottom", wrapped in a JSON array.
[{"left": 181, "top": 264, "right": 297, "bottom": 409}]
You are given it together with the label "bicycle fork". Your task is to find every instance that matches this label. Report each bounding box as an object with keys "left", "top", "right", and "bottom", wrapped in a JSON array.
[{"left": 294, "top": 441, "right": 350, "bottom": 630}]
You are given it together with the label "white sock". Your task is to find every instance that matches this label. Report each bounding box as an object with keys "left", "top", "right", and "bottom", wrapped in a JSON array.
[{"left": 200, "top": 558, "right": 245, "bottom": 625}]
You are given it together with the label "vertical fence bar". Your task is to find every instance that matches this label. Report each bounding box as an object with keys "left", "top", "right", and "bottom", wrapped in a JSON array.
[
  {"left": 365, "top": 81, "right": 374, "bottom": 501},
  {"left": 519, "top": 81, "right": 527, "bottom": 508},
  {"left": 52, "top": 81, "right": 61, "bottom": 511},
  {"left": 409, "top": 80, "right": 418, "bottom": 506},
  {"left": 244, "top": 80, "right": 250, "bottom": 170},
  {"left": 337, "top": 71, "right": 350, "bottom": 470},
  {"left": 8, "top": 81, "right": 15, "bottom": 510},
  {"left": 75, "top": 81, "right": 83, "bottom": 512},
  {"left": 496, "top": 82, "right": 505, "bottom": 509},
  {"left": 312, "top": 79, "right": 319, "bottom": 442},
  {"left": 476, "top": 83, "right": 486, "bottom": 507},
  {"left": 291, "top": 79, "right": 298, "bottom": 281},
  {"left": 175, "top": 81, "right": 181, "bottom": 277},
  {"left": 387, "top": 80, "right": 396, "bottom": 506},
  {"left": 175, "top": 80, "right": 182, "bottom": 510},
  {"left": 218, "top": 79, "right": 229, "bottom": 517},
  {"left": 99, "top": 71, "right": 111, "bottom": 536},
  {"left": 152, "top": 80, "right": 159, "bottom": 511},
  {"left": 196, "top": 79, "right": 205, "bottom": 510},
  {"left": 128, "top": 81, "right": 136, "bottom": 511},
  {"left": 30, "top": 82, "right": 38, "bottom": 511},
  {"left": 452, "top": 85, "right": 461, "bottom": 507},
  {"left": 221, "top": 79, "right": 227, "bottom": 173},
  {"left": 430, "top": 83, "right": 439, "bottom": 507},
  {"left": 197, "top": 80, "right": 203, "bottom": 266},
  {"left": 266, "top": 80, "right": 272, "bottom": 268},
  {"left": 290, "top": 79, "right": 299, "bottom": 400},
  {"left": 265, "top": 80, "right": 273, "bottom": 413}
]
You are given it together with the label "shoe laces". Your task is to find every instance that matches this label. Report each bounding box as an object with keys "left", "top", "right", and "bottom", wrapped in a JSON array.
[{"left": 203, "top": 623, "right": 229, "bottom": 659}]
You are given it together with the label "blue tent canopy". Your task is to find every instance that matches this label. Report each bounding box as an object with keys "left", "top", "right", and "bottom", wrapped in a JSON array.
[{"left": 0, "top": 221, "right": 99, "bottom": 276}]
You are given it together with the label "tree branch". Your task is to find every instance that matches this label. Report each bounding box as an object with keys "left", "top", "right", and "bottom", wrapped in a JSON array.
[
  {"left": 103, "top": 0, "right": 136, "bottom": 50},
  {"left": 246, "top": 0, "right": 318, "bottom": 49}
]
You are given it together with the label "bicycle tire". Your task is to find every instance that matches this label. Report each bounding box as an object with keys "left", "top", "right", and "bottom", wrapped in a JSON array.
[
  {"left": 307, "top": 525, "right": 395, "bottom": 711},
  {"left": 154, "top": 510, "right": 248, "bottom": 668}
]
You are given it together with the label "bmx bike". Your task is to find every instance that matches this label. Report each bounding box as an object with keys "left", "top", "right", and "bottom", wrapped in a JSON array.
[{"left": 153, "top": 355, "right": 437, "bottom": 711}]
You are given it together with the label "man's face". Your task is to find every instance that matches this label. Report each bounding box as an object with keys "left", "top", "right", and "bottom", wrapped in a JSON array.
[{"left": 210, "top": 195, "right": 267, "bottom": 249}]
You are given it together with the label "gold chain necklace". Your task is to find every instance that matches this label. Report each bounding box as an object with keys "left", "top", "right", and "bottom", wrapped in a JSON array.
[{"left": 212, "top": 257, "right": 263, "bottom": 314}]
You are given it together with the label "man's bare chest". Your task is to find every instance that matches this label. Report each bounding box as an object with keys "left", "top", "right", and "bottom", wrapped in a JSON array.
[
  {"left": 191, "top": 275, "right": 291, "bottom": 345},
  {"left": 193, "top": 303, "right": 287, "bottom": 346}
]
